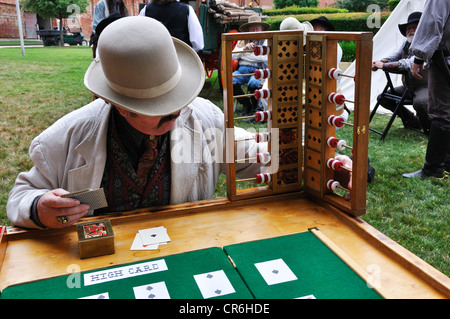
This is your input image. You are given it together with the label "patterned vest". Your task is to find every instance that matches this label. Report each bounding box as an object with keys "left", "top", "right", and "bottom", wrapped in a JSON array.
[{"left": 96, "top": 118, "right": 171, "bottom": 214}]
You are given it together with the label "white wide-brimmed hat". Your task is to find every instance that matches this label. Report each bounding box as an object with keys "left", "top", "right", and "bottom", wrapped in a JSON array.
[
  {"left": 280, "top": 17, "right": 314, "bottom": 33},
  {"left": 84, "top": 16, "right": 205, "bottom": 117}
]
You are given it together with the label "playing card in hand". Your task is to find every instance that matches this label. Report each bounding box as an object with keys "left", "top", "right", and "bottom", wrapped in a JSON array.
[{"left": 61, "top": 188, "right": 108, "bottom": 211}]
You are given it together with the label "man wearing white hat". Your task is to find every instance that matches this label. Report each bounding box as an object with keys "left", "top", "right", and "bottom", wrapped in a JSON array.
[{"left": 6, "top": 17, "right": 263, "bottom": 229}]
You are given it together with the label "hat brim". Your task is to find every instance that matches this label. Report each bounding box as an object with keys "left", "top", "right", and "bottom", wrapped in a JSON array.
[
  {"left": 398, "top": 19, "right": 420, "bottom": 37},
  {"left": 310, "top": 18, "right": 335, "bottom": 31},
  {"left": 84, "top": 38, "right": 205, "bottom": 117},
  {"left": 239, "top": 21, "right": 271, "bottom": 32}
]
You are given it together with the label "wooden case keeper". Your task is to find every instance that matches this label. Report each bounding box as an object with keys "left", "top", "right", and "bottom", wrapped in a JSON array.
[{"left": 76, "top": 219, "right": 114, "bottom": 259}]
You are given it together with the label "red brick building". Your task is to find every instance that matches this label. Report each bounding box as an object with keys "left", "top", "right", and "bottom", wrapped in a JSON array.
[
  {"left": 0, "top": 0, "right": 38, "bottom": 38},
  {"left": 1, "top": 0, "right": 278, "bottom": 39},
  {"left": 1, "top": 0, "right": 335, "bottom": 39}
]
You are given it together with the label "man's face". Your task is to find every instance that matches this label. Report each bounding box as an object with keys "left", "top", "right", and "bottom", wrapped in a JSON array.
[
  {"left": 406, "top": 22, "right": 418, "bottom": 42},
  {"left": 248, "top": 24, "right": 264, "bottom": 32},
  {"left": 116, "top": 106, "right": 181, "bottom": 136}
]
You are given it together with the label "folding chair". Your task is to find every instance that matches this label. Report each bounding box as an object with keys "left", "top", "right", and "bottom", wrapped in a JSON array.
[{"left": 369, "top": 71, "right": 414, "bottom": 141}]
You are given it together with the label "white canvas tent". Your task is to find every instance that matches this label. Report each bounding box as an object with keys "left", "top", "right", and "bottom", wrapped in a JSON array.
[{"left": 340, "top": 0, "right": 426, "bottom": 114}]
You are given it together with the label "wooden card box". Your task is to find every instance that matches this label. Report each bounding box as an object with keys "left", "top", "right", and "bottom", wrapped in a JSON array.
[{"left": 76, "top": 219, "right": 114, "bottom": 259}]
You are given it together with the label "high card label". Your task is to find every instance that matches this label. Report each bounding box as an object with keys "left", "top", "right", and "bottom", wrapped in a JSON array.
[{"left": 84, "top": 259, "right": 168, "bottom": 286}]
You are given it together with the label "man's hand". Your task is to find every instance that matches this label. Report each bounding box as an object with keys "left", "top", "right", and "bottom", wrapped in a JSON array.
[
  {"left": 334, "top": 155, "right": 353, "bottom": 201},
  {"left": 244, "top": 42, "right": 256, "bottom": 51},
  {"left": 412, "top": 62, "right": 423, "bottom": 80},
  {"left": 335, "top": 155, "right": 353, "bottom": 190},
  {"left": 371, "top": 60, "right": 384, "bottom": 71},
  {"left": 37, "top": 189, "right": 90, "bottom": 228}
]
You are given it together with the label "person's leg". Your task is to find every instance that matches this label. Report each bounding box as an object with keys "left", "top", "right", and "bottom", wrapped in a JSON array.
[
  {"left": 403, "top": 58, "right": 450, "bottom": 178},
  {"left": 378, "top": 86, "right": 421, "bottom": 129},
  {"left": 412, "top": 86, "right": 431, "bottom": 134},
  {"left": 233, "top": 66, "right": 254, "bottom": 115},
  {"left": 247, "top": 75, "right": 262, "bottom": 113}
]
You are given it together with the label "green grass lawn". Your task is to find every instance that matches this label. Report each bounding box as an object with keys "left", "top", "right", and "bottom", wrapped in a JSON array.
[{"left": 0, "top": 46, "right": 448, "bottom": 277}]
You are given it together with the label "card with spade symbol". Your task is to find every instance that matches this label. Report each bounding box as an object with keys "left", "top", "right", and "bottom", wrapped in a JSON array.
[
  {"left": 193, "top": 270, "right": 236, "bottom": 299},
  {"left": 138, "top": 226, "right": 171, "bottom": 246},
  {"left": 133, "top": 281, "right": 171, "bottom": 299},
  {"left": 254, "top": 258, "right": 298, "bottom": 285},
  {"left": 79, "top": 292, "right": 110, "bottom": 299}
]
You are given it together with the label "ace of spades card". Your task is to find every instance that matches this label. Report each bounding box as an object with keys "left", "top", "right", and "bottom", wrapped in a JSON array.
[
  {"left": 138, "top": 226, "right": 171, "bottom": 246},
  {"left": 254, "top": 258, "right": 298, "bottom": 285},
  {"left": 193, "top": 270, "right": 236, "bottom": 299}
]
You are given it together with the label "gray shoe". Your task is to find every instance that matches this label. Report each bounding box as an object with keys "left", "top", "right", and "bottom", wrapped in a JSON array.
[{"left": 402, "top": 169, "right": 444, "bottom": 179}]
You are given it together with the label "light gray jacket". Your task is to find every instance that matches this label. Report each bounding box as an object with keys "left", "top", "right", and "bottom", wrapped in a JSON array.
[
  {"left": 411, "top": 0, "right": 450, "bottom": 62},
  {"left": 7, "top": 97, "right": 263, "bottom": 228}
]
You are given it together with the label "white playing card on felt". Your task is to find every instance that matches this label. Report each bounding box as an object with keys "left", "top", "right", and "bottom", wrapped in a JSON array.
[
  {"left": 79, "top": 292, "right": 109, "bottom": 299},
  {"left": 133, "top": 281, "right": 171, "bottom": 299},
  {"left": 194, "top": 270, "right": 236, "bottom": 299},
  {"left": 296, "top": 294, "right": 316, "bottom": 299},
  {"left": 138, "top": 226, "right": 171, "bottom": 246},
  {"left": 254, "top": 258, "right": 298, "bottom": 285}
]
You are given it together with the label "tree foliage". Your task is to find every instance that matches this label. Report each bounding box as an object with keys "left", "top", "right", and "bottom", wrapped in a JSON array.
[
  {"left": 273, "top": 0, "right": 319, "bottom": 10},
  {"left": 21, "top": 0, "right": 89, "bottom": 46}
]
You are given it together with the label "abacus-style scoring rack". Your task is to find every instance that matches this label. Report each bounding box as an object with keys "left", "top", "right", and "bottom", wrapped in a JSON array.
[{"left": 222, "top": 30, "right": 373, "bottom": 217}]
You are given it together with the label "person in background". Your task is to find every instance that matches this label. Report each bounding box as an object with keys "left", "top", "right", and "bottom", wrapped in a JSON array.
[
  {"left": 139, "top": 0, "right": 204, "bottom": 52},
  {"left": 403, "top": 0, "right": 450, "bottom": 179},
  {"left": 231, "top": 15, "right": 270, "bottom": 116},
  {"left": 372, "top": 12, "right": 430, "bottom": 133},
  {"left": 90, "top": 0, "right": 129, "bottom": 58},
  {"left": 92, "top": 0, "right": 128, "bottom": 33}
]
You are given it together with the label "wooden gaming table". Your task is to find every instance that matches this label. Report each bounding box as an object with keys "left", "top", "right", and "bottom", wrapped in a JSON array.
[
  {"left": 1, "top": 192, "right": 449, "bottom": 298},
  {"left": 1, "top": 30, "right": 449, "bottom": 299}
]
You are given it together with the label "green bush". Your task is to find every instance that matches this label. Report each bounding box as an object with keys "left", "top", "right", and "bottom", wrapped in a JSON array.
[
  {"left": 388, "top": 0, "right": 400, "bottom": 11},
  {"left": 265, "top": 12, "right": 390, "bottom": 61},
  {"left": 264, "top": 5, "right": 348, "bottom": 16},
  {"left": 339, "top": 41, "right": 356, "bottom": 62},
  {"left": 333, "top": 0, "right": 389, "bottom": 12},
  {"left": 267, "top": 12, "right": 390, "bottom": 34},
  {"left": 273, "top": 0, "right": 319, "bottom": 10}
]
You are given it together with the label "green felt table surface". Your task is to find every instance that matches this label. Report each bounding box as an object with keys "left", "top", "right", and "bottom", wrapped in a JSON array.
[
  {"left": 224, "top": 231, "right": 382, "bottom": 299},
  {"left": 1, "top": 247, "right": 253, "bottom": 299},
  {"left": 2, "top": 231, "right": 382, "bottom": 299}
]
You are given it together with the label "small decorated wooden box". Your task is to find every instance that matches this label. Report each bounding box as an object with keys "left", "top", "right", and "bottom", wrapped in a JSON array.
[{"left": 76, "top": 219, "right": 114, "bottom": 259}]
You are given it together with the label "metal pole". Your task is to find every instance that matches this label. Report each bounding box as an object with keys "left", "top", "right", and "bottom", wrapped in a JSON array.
[{"left": 15, "top": 0, "right": 25, "bottom": 56}]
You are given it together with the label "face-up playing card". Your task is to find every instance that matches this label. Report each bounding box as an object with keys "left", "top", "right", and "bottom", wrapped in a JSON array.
[
  {"left": 254, "top": 258, "right": 298, "bottom": 285},
  {"left": 133, "top": 281, "right": 171, "bottom": 299},
  {"left": 138, "top": 226, "right": 171, "bottom": 246},
  {"left": 79, "top": 292, "right": 109, "bottom": 299},
  {"left": 296, "top": 294, "right": 316, "bottom": 299},
  {"left": 61, "top": 188, "right": 108, "bottom": 212},
  {"left": 130, "top": 233, "right": 159, "bottom": 250},
  {"left": 193, "top": 270, "right": 236, "bottom": 299}
]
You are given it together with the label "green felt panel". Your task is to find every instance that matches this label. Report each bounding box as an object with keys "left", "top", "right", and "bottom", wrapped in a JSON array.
[
  {"left": 223, "top": 231, "right": 382, "bottom": 299},
  {"left": 1, "top": 247, "right": 253, "bottom": 299}
]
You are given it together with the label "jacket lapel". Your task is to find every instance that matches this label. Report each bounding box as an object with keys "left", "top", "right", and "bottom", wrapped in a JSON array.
[{"left": 67, "top": 103, "right": 111, "bottom": 192}]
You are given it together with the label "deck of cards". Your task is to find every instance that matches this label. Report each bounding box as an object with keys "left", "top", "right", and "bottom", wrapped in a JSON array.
[
  {"left": 130, "top": 226, "right": 171, "bottom": 250},
  {"left": 61, "top": 188, "right": 108, "bottom": 213}
]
